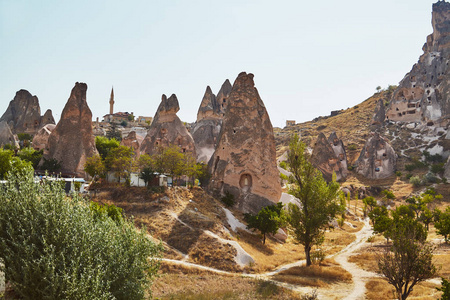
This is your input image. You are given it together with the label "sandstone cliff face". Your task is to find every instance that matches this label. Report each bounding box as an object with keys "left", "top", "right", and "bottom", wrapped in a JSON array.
[
  {"left": 1, "top": 90, "right": 42, "bottom": 134},
  {"left": 191, "top": 80, "right": 232, "bottom": 163},
  {"left": 0, "top": 121, "right": 19, "bottom": 148},
  {"left": 121, "top": 131, "right": 143, "bottom": 157},
  {"left": 356, "top": 132, "right": 397, "bottom": 179},
  {"left": 43, "top": 82, "right": 98, "bottom": 176},
  {"left": 386, "top": 1, "right": 450, "bottom": 124},
  {"left": 372, "top": 99, "right": 386, "bottom": 126},
  {"left": 32, "top": 124, "right": 56, "bottom": 151},
  {"left": 140, "top": 94, "right": 195, "bottom": 156},
  {"left": 310, "top": 132, "right": 348, "bottom": 181},
  {"left": 40, "top": 109, "right": 55, "bottom": 127},
  {"left": 208, "top": 72, "right": 281, "bottom": 213},
  {"left": 445, "top": 156, "right": 450, "bottom": 180}
]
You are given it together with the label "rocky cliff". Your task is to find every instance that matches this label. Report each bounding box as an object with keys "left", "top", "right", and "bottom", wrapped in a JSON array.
[
  {"left": 0, "top": 90, "right": 54, "bottom": 134},
  {"left": 43, "top": 82, "right": 98, "bottom": 176},
  {"left": 386, "top": 1, "right": 450, "bottom": 125},
  {"left": 32, "top": 124, "right": 56, "bottom": 151},
  {"left": 121, "top": 131, "right": 143, "bottom": 157},
  {"left": 191, "top": 80, "right": 232, "bottom": 163},
  {"left": 0, "top": 121, "right": 19, "bottom": 148},
  {"left": 208, "top": 72, "right": 281, "bottom": 213},
  {"left": 140, "top": 94, "right": 195, "bottom": 156}
]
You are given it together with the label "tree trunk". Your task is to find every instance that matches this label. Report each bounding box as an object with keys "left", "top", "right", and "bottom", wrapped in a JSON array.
[
  {"left": 305, "top": 245, "right": 312, "bottom": 266},
  {"left": 263, "top": 233, "right": 266, "bottom": 244}
]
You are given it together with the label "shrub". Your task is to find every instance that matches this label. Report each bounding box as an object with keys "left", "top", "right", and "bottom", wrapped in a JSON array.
[
  {"left": 348, "top": 144, "right": 357, "bottom": 151},
  {"left": 431, "top": 163, "right": 445, "bottom": 174},
  {"left": 310, "top": 249, "right": 325, "bottom": 265},
  {"left": 395, "top": 171, "right": 402, "bottom": 177},
  {"left": 410, "top": 176, "right": 421, "bottom": 187},
  {"left": 221, "top": 191, "right": 235, "bottom": 207},
  {"left": 406, "top": 173, "right": 413, "bottom": 180},
  {"left": 0, "top": 167, "right": 163, "bottom": 300}
]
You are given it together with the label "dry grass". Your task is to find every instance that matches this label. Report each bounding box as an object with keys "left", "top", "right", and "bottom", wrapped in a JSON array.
[
  {"left": 348, "top": 252, "right": 379, "bottom": 273},
  {"left": 323, "top": 227, "right": 357, "bottom": 255},
  {"left": 365, "top": 277, "right": 441, "bottom": 300},
  {"left": 433, "top": 253, "right": 450, "bottom": 278},
  {"left": 271, "top": 262, "right": 352, "bottom": 288},
  {"left": 153, "top": 274, "right": 302, "bottom": 300}
]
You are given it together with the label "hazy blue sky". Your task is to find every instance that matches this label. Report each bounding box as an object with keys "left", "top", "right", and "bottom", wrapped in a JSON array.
[{"left": 0, "top": 0, "right": 438, "bottom": 128}]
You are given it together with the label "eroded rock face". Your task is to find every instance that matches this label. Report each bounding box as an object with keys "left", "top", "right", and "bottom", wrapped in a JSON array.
[
  {"left": 121, "top": 131, "right": 143, "bottom": 157},
  {"left": 208, "top": 72, "right": 281, "bottom": 214},
  {"left": 310, "top": 132, "right": 348, "bottom": 181},
  {"left": 43, "top": 82, "right": 98, "bottom": 176},
  {"left": 32, "top": 124, "right": 56, "bottom": 151},
  {"left": 0, "top": 121, "right": 19, "bottom": 148},
  {"left": 445, "top": 156, "right": 450, "bottom": 180},
  {"left": 386, "top": 1, "right": 450, "bottom": 123},
  {"left": 191, "top": 80, "right": 232, "bottom": 163},
  {"left": 372, "top": 99, "right": 386, "bottom": 126},
  {"left": 140, "top": 94, "right": 195, "bottom": 156},
  {"left": 40, "top": 109, "right": 55, "bottom": 127},
  {"left": 356, "top": 132, "right": 397, "bottom": 179},
  {"left": 1, "top": 90, "right": 42, "bottom": 134}
]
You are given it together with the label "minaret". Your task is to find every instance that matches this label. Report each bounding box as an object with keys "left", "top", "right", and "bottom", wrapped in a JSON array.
[{"left": 109, "top": 87, "right": 114, "bottom": 115}]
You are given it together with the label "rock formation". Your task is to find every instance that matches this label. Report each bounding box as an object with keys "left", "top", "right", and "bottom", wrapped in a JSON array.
[
  {"left": 43, "top": 82, "right": 98, "bottom": 176},
  {"left": 372, "top": 99, "right": 386, "bottom": 126},
  {"left": 310, "top": 132, "right": 348, "bottom": 181},
  {"left": 32, "top": 124, "right": 56, "bottom": 151},
  {"left": 140, "top": 94, "right": 195, "bottom": 156},
  {"left": 0, "top": 121, "right": 19, "bottom": 148},
  {"left": 356, "top": 132, "right": 397, "bottom": 179},
  {"left": 0, "top": 90, "right": 55, "bottom": 134},
  {"left": 121, "top": 131, "right": 143, "bottom": 157},
  {"left": 445, "top": 156, "right": 450, "bottom": 180},
  {"left": 208, "top": 72, "right": 281, "bottom": 213},
  {"left": 191, "top": 80, "right": 232, "bottom": 163},
  {"left": 386, "top": 1, "right": 450, "bottom": 124}
]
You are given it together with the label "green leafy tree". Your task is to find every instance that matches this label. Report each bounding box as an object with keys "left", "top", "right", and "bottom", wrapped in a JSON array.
[
  {"left": 152, "top": 145, "right": 185, "bottom": 185},
  {"left": 284, "top": 135, "right": 343, "bottom": 266},
  {"left": 40, "top": 157, "right": 62, "bottom": 174},
  {"left": 139, "top": 166, "right": 156, "bottom": 187},
  {"left": 378, "top": 213, "right": 436, "bottom": 300},
  {"left": 96, "top": 136, "right": 120, "bottom": 160},
  {"left": 84, "top": 154, "right": 106, "bottom": 179},
  {"left": 0, "top": 148, "right": 14, "bottom": 179},
  {"left": 106, "top": 145, "right": 134, "bottom": 182},
  {"left": 106, "top": 124, "right": 122, "bottom": 141},
  {"left": 369, "top": 206, "right": 392, "bottom": 241},
  {"left": 363, "top": 196, "right": 377, "bottom": 216},
  {"left": 17, "top": 147, "right": 43, "bottom": 168},
  {"left": 435, "top": 207, "right": 450, "bottom": 243},
  {"left": 0, "top": 166, "right": 163, "bottom": 299},
  {"left": 244, "top": 203, "right": 285, "bottom": 244},
  {"left": 437, "top": 277, "right": 450, "bottom": 300}
]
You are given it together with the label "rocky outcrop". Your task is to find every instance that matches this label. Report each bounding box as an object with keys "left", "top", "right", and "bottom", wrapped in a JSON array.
[
  {"left": 386, "top": 1, "right": 450, "bottom": 124},
  {"left": 140, "top": 94, "right": 195, "bottom": 156},
  {"left": 372, "top": 99, "right": 386, "bottom": 126},
  {"left": 43, "top": 82, "right": 98, "bottom": 176},
  {"left": 32, "top": 124, "right": 56, "bottom": 151},
  {"left": 208, "top": 72, "right": 281, "bottom": 214},
  {"left": 0, "top": 90, "right": 55, "bottom": 134},
  {"left": 356, "top": 132, "right": 397, "bottom": 179},
  {"left": 310, "top": 132, "right": 348, "bottom": 181},
  {"left": 0, "top": 121, "right": 19, "bottom": 148},
  {"left": 121, "top": 131, "right": 143, "bottom": 157},
  {"left": 445, "top": 156, "right": 450, "bottom": 180},
  {"left": 191, "top": 80, "right": 232, "bottom": 163}
]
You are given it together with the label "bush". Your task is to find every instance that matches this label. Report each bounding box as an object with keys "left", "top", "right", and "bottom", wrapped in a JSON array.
[
  {"left": 0, "top": 167, "right": 163, "bottom": 300},
  {"left": 310, "top": 249, "right": 325, "bottom": 265},
  {"left": 348, "top": 144, "right": 357, "bottom": 151},
  {"left": 221, "top": 191, "right": 235, "bottom": 207},
  {"left": 410, "top": 176, "right": 421, "bottom": 187},
  {"left": 395, "top": 171, "right": 402, "bottom": 177},
  {"left": 431, "top": 163, "right": 445, "bottom": 174}
]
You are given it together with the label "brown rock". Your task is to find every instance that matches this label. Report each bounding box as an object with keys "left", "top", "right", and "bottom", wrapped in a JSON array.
[
  {"left": 40, "top": 109, "right": 55, "bottom": 127},
  {"left": 32, "top": 124, "right": 56, "bottom": 151},
  {"left": 356, "top": 132, "right": 397, "bottom": 179},
  {"left": 371, "top": 99, "right": 386, "bottom": 126},
  {"left": 0, "top": 121, "right": 19, "bottom": 148},
  {"left": 43, "top": 82, "right": 98, "bottom": 176},
  {"left": 208, "top": 72, "right": 281, "bottom": 214},
  {"left": 140, "top": 94, "right": 195, "bottom": 156},
  {"left": 310, "top": 132, "right": 348, "bottom": 181},
  {"left": 121, "top": 131, "right": 143, "bottom": 157},
  {"left": 0, "top": 90, "right": 55, "bottom": 134},
  {"left": 191, "top": 80, "right": 231, "bottom": 163}
]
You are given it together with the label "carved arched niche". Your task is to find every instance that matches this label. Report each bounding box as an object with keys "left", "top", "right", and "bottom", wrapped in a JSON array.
[{"left": 239, "top": 173, "right": 252, "bottom": 192}]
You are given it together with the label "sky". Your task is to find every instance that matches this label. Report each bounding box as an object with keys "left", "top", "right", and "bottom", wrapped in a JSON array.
[{"left": 0, "top": 0, "right": 439, "bottom": 128}]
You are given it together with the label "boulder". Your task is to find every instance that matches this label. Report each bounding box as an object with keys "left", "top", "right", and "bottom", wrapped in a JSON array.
[
  {"left": 140, "top": 94, "right": 195, "bottom": 156},
  {"left": 208, "top": 72, "right": 281, "bottom": 214},
  {"left": 121, "top": 131, "right": 143, "bottom": 157},
  {"left": 32, "top": 124, "right": 56, "bottom": 151},
  {"left": 0, "top": 90, "right": 54, "bottom": 134},
  {"left": 310, "top": 132, "right": 348, "bottom": 181},
  {"left": 43, "top": 82, "right": 98, "bottom": 176},
  {"left": 191, "top": 80, "right": 232, "bottom": 163},
  {"left": 356, "top": 132, "right": 397, "bottom": 179},
  {"left": 0, "top": 121, "right": 19, "bottom": 148},
  {"left": 386, "top": 1, "right": 450, "bottom": 123}
]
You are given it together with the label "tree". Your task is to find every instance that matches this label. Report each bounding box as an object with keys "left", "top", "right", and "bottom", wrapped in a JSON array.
[
  {"left": 437, "top": 277, "right": 450, "bottom": 300},
  {"left": 152, "top": 145, "right": 185, "bottom": 185},
  {"left": 369, "top": 205, "right": 392, "bottom": 241},
  {"left": 435, "top": 207, "right": 450, "bottom": 243},
  {"left": 17, "top": 147, "right": 43, "bottom": 169},
  {"left": 105, "top": 145, "right": 134, "bottom": 182},
  {"left": 284, "top": 135, "right": 343, "bottom": 266},
  {"left": 377, "top": 213, "right": 437, "bottom": 300},
  {"left": 84, "top": 154, "right": 106, "bottom": 179},
  {"left": 40, "top": 157, "right": 62, "bottom": 174},
  {"left": 376, "top": 86, "right": 382, "bottom": 93},
  {"left": 244, "top": 203, "right": 285, "bottom": 244},
  {"left": 0, "top": 148, "right": 14, "bottom": 179},
  {"left": 106, "top": 124, "right": 122, "bottom": 141},
  {"left": 139, "top": 167, "right": 156, "bottom": 187},
  {"left": 96, "top": 136, "right": 120, "bottom": 160}
]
